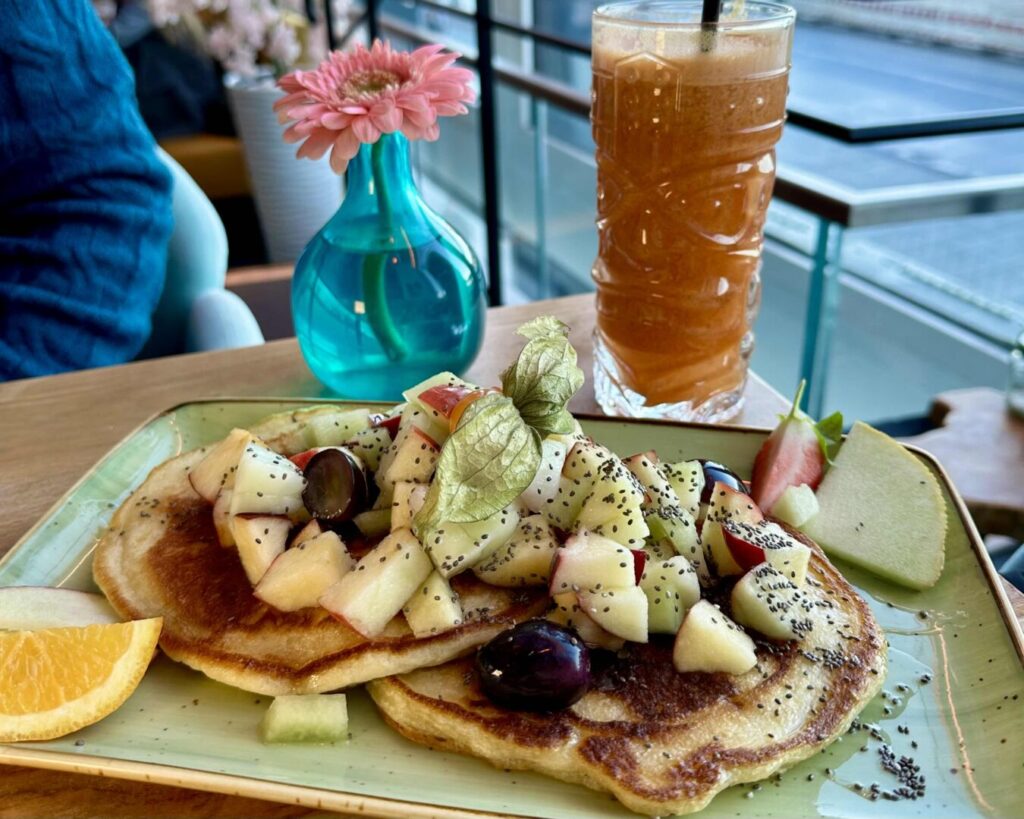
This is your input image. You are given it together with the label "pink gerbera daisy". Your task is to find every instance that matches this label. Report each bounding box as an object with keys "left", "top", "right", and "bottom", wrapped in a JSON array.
[{"left": 274, "top": 40, "right": 476, "bottom": 174}]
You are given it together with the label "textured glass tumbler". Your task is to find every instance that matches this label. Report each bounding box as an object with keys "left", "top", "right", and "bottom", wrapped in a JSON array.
[
  {"left": 591, "top": 1, "right": 795, "bottom": 422},
  {"left": 292, "top": 133, "right": 486, "bottom": 400}
]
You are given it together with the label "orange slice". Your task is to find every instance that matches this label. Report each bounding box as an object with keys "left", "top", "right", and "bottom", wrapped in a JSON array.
[{"left": 0, "top": 618, "right": 162, "bottom": 742}]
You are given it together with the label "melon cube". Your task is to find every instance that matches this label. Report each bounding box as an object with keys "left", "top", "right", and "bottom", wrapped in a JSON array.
[{"left": 770, "top": 483, "right": 820, "bottom": 528}]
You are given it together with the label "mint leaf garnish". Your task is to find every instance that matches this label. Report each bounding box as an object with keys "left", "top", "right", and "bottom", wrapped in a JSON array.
[
  {"left": 500, "top": 316, "right": 583, "bottom": 438},
  {"left": 814, "top": 411, "right": 844, "bottom": 464},
  {"left": 415, "top": 392, "right": 541, "bottom": 530}
]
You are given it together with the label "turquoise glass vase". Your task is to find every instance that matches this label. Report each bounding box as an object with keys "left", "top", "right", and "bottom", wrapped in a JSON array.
[{"left": 292, "top": 133, "right": 486, "bottom": 400}]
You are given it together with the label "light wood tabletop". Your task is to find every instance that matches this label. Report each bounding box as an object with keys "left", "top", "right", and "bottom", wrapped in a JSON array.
[{"left": 1, "top": 293, "right": 1021, "bottom": 818}]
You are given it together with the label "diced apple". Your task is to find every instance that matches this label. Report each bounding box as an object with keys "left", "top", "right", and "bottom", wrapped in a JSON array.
[
  {"left": 802, "top": 422, "right": 947, "bottom": 590},
  {"left": 376, "top": 405, "right": 447, "bottom": 485},
  {"left": 381, "top": 427, "right": 439, "bottom": 491},
  {"left": 731, "top": 563, "right": 814, "bottom": 641},
  {"left": 391, "top": 481, "right": 428, "bottom": 531},
  {"left": 640, "top": 556, "right": 700, "bottom": 634},
  {"left": 547, "top": 592, "right": 625, "bottom": 651},
  {"left": 319, "top": 528, "right": 433, "bottom": 638},
  {"left": 548, "top": 530, "right": 637, "bottom": 594},
  {"left": 417, "top": 384, "right": 475, "bottom": 418},
  {"left": 623, "top": 451, "right": 680, "bottom": 511},
  {"left": 542, "top": 475, "right": 589, "bottom": 530},
  {"left": 402, "top": 571, "right": 463, "bottom": 637},
  {"left": 472, "top": 515, "right": 559, "bottom": 587},
  {"left": 212, "top": 489, "right": 234, "bottom": 547},
  {"left": 645, "top": 504, "right": 709, "bottom": 585},
  {"left": 723, "top": 520, "right": 812, "bottom": 586},
  {"left": 575, "top": 459, "right": 649, "bottom": 547},
  {"left": 260, "top": 693, "right": 348, "bottom": 744},
  {"left": 770, "top": 483, "right": 820, "bottom": 528},
  {"left": 354, "top": 508, "right": 391, "bottom": 538},
  {"left": 403, "top": 372, "right": 477, "bottom": 416},
  {"left": 305, "top": 408, "right": 371, "bottom": 447},
  {"left": 255, "top": 531, "right": 355, "bottom": 612},
  {"left": 421, "top": 505, "right": 520, "bottom": 578},
  {"left": 230, "top": 442, "right": 307, "bottom": 518},
  {"left": 662, "top": 460, "right": 705, "bottom": 519},
  {"left": 290, "top": 519, "right": 322, "bottom": 548},
  {"left": 230, "top": 514, "right": 291, "bottom": 585},
  {"left": 673, "top": 600, "right": 756, "bottom": 675},
  {"left": 346, "top": 426, "right": 392, "bottom": 471},
  {"left": 703, "top": 483, "right": 764, "bottom": 578},
  {"left": 642, "top": 538, "right": 676, "bottom": 562},
  {"left": 188, "top": 428, "right": 254, "bottom": 503},
  {"left": 520, "top": 439, "right": 568, "bottom": 514},
  {"left": 372, "top": 412, "right": 402, "bottom": 440},
  {"left": 561, "top": 441, "right": 614, "bottom": 483},
  {"left": 578, "top": 584, "right": 648, "bottom": 643}
]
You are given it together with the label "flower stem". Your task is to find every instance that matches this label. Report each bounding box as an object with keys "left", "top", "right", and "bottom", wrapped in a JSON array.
[{"left": 362, "top": 138, "right": 408, "bottom": 362}]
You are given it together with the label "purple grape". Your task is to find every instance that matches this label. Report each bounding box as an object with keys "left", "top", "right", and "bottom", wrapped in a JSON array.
[
  {"left": 301, "top": 448, "right": 368, "bottom": 522},
  {"left": 698, "top": 459, "right": 745, "bottom": 503},
  {"left": 476, "top": 620, "right": 590, "bottom": 712}
]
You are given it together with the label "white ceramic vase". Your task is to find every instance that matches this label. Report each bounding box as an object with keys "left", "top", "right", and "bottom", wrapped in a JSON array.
[{"left": 225, "top": 73, "right": 343, "bottom": 264}]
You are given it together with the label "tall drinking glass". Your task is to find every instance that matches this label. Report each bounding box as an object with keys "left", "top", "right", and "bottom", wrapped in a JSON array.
[{"left": 591, "top": 1, "right": 795, "bottom": 421}]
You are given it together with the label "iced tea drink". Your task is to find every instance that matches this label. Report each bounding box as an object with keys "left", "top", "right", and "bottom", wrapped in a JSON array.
[{"left": 591, "top": 1, "right": 795, "bottom": 421}]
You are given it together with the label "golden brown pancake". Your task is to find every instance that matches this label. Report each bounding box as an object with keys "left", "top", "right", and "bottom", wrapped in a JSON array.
[
  {"left": 368, "top": 543, "right": 886, "bottom": 816},
  {"left": 94, "top": 448, "right": 547, "bottom": 695}
]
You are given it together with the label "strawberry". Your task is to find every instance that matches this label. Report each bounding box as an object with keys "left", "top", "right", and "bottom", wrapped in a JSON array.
[{"left": 750, "top": 381, "right": 842, "bottom": 515}]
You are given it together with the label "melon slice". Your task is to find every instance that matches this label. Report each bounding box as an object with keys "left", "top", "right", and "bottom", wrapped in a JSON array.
[{"left": 802, "top": 422, "right": 946, "bottom": 590}]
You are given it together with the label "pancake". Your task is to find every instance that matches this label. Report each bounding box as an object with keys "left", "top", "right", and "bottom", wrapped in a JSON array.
[
  {"left": 368, "top": 542, "right": 886, "bottom": 816},
  {"left": 94, "top": 447, "right": 547, "bottom": 695}
]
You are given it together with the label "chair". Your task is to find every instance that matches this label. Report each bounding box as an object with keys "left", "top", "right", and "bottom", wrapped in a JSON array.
[{"left": 137, "top": 149, "right": 264, "bottom": 359}]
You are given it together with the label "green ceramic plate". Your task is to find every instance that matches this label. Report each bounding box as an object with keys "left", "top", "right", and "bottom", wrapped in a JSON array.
[{"left": 1, "top": 400, "right": 1022, "bottom": 818}]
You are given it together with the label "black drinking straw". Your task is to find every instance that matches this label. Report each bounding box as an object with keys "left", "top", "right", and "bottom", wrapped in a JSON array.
[{"left": 701, "top": 0, "right": 721, "bottom": 51}]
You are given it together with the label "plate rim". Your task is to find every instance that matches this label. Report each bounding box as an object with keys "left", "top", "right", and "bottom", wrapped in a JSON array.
[{"left": 2, "top": 397, "right": 1022, "bottom": 817}]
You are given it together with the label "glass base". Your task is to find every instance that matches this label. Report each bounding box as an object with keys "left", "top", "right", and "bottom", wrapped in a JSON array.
[{"left": 593, "top": 335, "right": 745, "bottom": 423}]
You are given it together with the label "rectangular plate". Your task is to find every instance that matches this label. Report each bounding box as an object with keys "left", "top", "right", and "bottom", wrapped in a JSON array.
[{"left": 2, "top": 400, "right": 1023, "bottom": 818}]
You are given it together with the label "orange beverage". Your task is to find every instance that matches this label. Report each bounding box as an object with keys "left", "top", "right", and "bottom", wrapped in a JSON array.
[{"left": 591, "top": 2, "right": 795, "bottom": 421}]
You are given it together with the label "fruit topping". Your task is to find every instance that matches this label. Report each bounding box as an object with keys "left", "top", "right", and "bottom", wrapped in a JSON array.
[
  {"left": 230, "top": 441, "right": 307, "bottom": 519},
  {"left": 230, "top": 514, "right": 291, "bottom": 584},
  {"left": 188, "top": 428, "right": 254, "bottom": 503},
  {"left": 255, "top": 531, "right": 355, "bottom": 612},
  {"left": 577, "top": 585, "right": 648, "bottom": 643},
  {"left": 731, "top": 563, "right": 815, "bottom": 641},
  {"left": 770, "top": 483, "right": 820, "bottom": 528},
  {"left": 661, "top": 459, "right": 704, "bottom": 519},
  {"left": 549, "top": 530, "right": 638, "bottom": 593},
  {"left": 301, "top": 448, "right": 368, "bottom": 523},
  {"left": 639, "top": 556, "right": 700, "bottom": 634},
  {"left": 802, "top": 421, "right": 947, "bottom": 590},
  {"left": 420, "top": 504, "right": 520, "bottom": 578},
  {"left": 673, "top": 600, "right": 756, "bottom": 675},
  {"left": 574, "top": 458, "right": 649, "bottom": 547},
  {"left": 519, "top": 439, "right": 568, "bottom": 514},
  {"left": 402, "top": 571, "right": 463, "bottom": 637},
  {"left": 644, "top": 504, "right": 709, "bottom": 585},
  {"left": 702, "top": 483, "right": 764, "bottom": 577},
  {"left": 546, "top": 593, "right": 626, "bottom": 650},
  {"left": 723, "top": 520, "right": 812, "bottom": 585},
  {"left": 319, "top": 528, "right": 433, "bottom": 638},
  {"left": 472, "top": 515, "right": 559, "bottom": 587},
  {"left": 305, "top": 408, "right": 372, "bottom": 447},
  {"left": 696, "top": 459, "right": 746, "bottom": 505},
  {"left": 750, "top": 380, "right": 842, "bottom": 515},
  {"left": 391, "top": 481, "right": 429, "bottom": 531},
  {"left": 476, "top": 620, "right": 590, "bottom": 712}
]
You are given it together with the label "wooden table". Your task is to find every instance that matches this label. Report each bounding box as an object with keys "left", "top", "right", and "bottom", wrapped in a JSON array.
[{"left": 0, "top": 294, "right": 1020, "bottom": 817}]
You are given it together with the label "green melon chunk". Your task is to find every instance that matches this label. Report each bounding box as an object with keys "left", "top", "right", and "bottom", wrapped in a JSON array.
[
  {"left": 260, "top": 694, "right": 349, "bottom": 743},
  {"left": 802, "top": 422, "right": 947, "bottom": 590}
]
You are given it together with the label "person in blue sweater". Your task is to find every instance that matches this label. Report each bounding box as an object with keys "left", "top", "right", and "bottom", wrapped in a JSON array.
[{"left": 0, "top": 0, "right": 173, "bottom": 380}]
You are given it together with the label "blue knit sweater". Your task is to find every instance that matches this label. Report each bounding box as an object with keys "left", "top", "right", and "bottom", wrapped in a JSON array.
[{"left": 0, "top": 0, "right": 172, "bottom": 380}]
